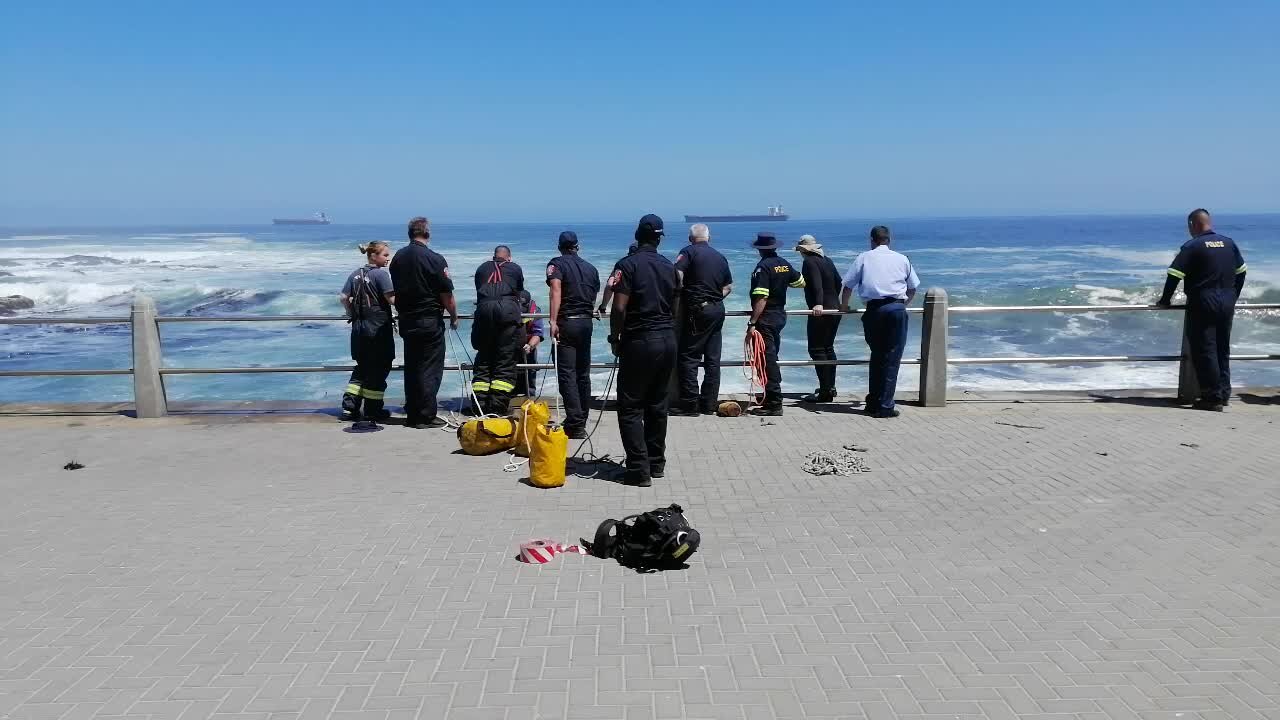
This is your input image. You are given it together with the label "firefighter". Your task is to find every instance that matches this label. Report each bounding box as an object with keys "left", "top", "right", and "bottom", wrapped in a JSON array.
[
  {"left": 339, "top": 241, "right": 396, "bottom": 421},
  {"left": 609, "top": 214, "right": 678, "bottom": 486},
  {"left": 471, "top": 245, "right": 525, "bottom": 415},
  {"left": 546, "top": 231, "right": 601, "bottom": 438}
]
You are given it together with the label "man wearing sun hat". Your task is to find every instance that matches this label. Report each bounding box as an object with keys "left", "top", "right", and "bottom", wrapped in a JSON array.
[
  {"left": 746, "top": 231, "right": 805, "bottom": 416},
  {"left": 795, "top": 234, "right": 843, "bottom": 403}
]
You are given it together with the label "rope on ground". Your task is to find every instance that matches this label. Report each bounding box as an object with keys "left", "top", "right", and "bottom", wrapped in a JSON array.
[{"left": 801, "top": 448, "right": 872, "bottom": 476}]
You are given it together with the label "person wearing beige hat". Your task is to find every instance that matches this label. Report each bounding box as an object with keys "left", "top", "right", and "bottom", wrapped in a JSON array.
[{"left": 794, "top": 235, "right": 843, "bottom": 403}]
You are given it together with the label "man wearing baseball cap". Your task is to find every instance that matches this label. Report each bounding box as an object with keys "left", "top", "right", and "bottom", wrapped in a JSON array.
[
  {"left": 545, "top": 230, "right": 601, "bottom": 437},
  {"left": 608, "top": 214, "right": 678, "bottom": 486},
  {"left": 746, "top": 231, "right": 805, "bottom": 416}
]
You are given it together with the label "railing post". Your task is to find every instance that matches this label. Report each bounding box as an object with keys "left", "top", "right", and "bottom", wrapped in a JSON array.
[
  {"left": 919, "top": 288, "right": 948, "bottom": 407},
  {"left": 132, "top": 295, "right": 168, "bottom": 417},
  {"left": 1177, "top": 311, "right": 1199, "bottom": 403}
]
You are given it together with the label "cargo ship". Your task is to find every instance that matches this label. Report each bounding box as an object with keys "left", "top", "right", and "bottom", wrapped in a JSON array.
[
  {"left": 684, "top": 205, "right": 788, "bottom": 223},
  {"left": 273, "top": 212, "right": 331, "bottom": 226}
]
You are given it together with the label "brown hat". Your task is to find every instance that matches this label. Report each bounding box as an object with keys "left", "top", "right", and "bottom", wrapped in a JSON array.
[{"left": 794, "top": 234, "right": 823, "bottom": 256}]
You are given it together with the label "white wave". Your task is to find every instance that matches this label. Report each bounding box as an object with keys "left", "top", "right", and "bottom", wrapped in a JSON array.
[
  {"left": 1051, "top": 313, "right": 1106, "bottom": 340},
  {"left": 0, "top": 234, "right": 89, "bottom": 242},
  {"left": 0, "top": 282, "right": 135, "bottom": 308},
  {"left": 1076, "top": 246, "right": 1175, "bottom": 266},
  {"left": 952, "top": 362, "right": 1178, "bottom": 391},
  {"left": 1073, "top": 284, "right": 1139, "bottom": 305}
]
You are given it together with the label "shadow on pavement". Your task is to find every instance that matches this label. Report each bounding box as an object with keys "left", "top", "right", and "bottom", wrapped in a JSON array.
[{"left": 1238, "top": 392, "right": 1280, "bottom": 405}]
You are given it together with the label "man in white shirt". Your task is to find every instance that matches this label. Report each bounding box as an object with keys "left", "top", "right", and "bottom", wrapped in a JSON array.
[{"left": 840, "top": 226, "right": 921, "bottom": 418}]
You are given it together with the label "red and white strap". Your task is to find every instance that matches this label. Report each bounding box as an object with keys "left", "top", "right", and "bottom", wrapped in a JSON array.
[{"left": 518, "top": 539, "right": 587, "bottom": 564}]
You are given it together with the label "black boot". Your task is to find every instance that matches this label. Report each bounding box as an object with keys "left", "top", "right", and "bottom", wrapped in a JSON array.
[
  {"left": 340, "top": 393, "right": 362, "bottom": 421},
  {"left": 363, "top": 398, "right": 391, "bottom": 421}
]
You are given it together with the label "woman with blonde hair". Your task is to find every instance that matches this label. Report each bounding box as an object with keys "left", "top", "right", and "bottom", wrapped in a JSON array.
[{"left": 339, "top": 241, "right": 396, "bottom": 421}]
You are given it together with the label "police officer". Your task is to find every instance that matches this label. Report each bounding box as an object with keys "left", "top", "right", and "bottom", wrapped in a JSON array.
[
  {"left": 390, "top": 216, "right": 458, "bottom": 429},
  {"left": 471, "top": 245, "right": 525, "bottom": 415},
  {"left": 672, "top": 223, "right": 732, "bottom": 416},
  {"left": 840, "top": 226, "right": 920, "bottom": 418},
  {"left": 609, "top": 214, "right": 677, "bottom": 486},
  {"left": 795, "top": 234, "right": 843, "bottom": 404},
  {"left": 1157, "top": 209, "right": 1248, "bottom": 411},
  {"left": 512, "top": 289, "right": 545, "bottom": 398},
  {"left": 747, "top": 231, "right": 805, "bottom": 416},
  {"left": 546, "top": 231, "right": 601, "bottom": 438},
  {"left": 339, "top": 241, "right": 396, "bottom": 422}
]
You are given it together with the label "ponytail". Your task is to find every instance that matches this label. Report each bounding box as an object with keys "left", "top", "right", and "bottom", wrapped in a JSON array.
[{"left": 359, "top": 241, "right": 390, "bottom": 257}]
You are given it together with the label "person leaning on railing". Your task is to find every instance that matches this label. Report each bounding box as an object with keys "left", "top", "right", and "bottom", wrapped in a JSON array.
[
  {"left": 839, "top": 225, "right": 920, "bottom": 419},
  {"left": 1156, "top": 208, "right": 1248, "bottom": 412}
]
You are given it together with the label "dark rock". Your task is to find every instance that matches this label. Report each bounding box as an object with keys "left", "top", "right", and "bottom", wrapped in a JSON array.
[{"left": 0, "top": 295, "right": 35, "bottom": 316}]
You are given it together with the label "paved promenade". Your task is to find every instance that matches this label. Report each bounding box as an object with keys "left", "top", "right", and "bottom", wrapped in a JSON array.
[{"left": 2, "top": 393, "right": 1279, "bottom": 720}]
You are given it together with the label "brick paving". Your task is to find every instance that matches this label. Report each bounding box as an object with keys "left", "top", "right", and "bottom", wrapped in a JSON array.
[{"left": 2, "top": 394, "right": 1279, "bottom": 719}]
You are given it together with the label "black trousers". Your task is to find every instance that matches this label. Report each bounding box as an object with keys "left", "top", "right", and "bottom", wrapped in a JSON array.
[
  {"left": 555, "top": 318, "right": 593, "bottom": 430},
  {"left": 806, "top": 314, "right": 841, "bottom": 393},
  {"left": 862, "top": 301, "right": 908, "bottom": 413},
  {"left": 757, "top": 316, "right": 785, "bottom": 407},
  {"left": 471, "top": 308, "right": 520, "bottom": 409},
  {"left": 399, "top": 314, "right": 445, "bottom": 421},
  {"left": 1186, "top": 291, "right": 1236, "bottom": 404},
  {"left": 677, "top": 301, "right": 725, "bottom": 411},
  {"left": 617, "top": 330, "right": 676, "bottom": 479},
  {"left": 345, "top": 321, "right": 395, "bottom": 410}
]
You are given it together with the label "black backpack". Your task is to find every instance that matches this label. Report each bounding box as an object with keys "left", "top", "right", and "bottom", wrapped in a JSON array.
[{"left": 585, "top": 504, "right": 701, "bottom": 572}]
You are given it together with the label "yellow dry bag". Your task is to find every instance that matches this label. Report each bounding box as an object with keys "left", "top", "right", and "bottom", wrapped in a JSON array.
[
  {"left": 457, "top": 417, "right": 518, "bottom": 456},
  {"left": 513, "top": 400, "right": 550, "bottom": 458},
  {"left": 529, "top": 421, "right": 568, "bottom": 489}
]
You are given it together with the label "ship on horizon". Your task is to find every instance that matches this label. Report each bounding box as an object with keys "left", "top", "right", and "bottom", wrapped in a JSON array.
[
  {"left": 684, "top": 205, "right": 788, "bottom": 223},
  {"left": 273, "top": 212, "right": 331, "bottom": 226}
]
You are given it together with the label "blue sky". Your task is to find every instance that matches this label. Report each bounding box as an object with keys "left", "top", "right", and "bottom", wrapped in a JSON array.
[{"left": 2, "top": 1, "right": 1278, "bottom": 224}]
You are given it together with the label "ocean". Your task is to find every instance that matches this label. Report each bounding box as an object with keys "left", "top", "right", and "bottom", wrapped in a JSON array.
[{"left": 2, "top": 215, "right": 1278, "bottom": 405}]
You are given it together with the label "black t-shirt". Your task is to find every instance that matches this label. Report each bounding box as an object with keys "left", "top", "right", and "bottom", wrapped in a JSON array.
[
  {"left": 610, "top": 245, "right": 676, "bottom": 333},
  {"left": 1169, "top": 232, "right": 1247, "bottom": 297},
  {"left": 390, "top": 242, "right": 454, "bottom": 317},
  {"left": 800, "top": 254, "right": 841, "bottom": 309},
  {"left": 750, "top": 253, "right": 804, "bottom": 321},
  {"left": 545, "top": 254, "right": 601, "bottom": 319},
  {"left": 673, "top": 242, "right": 733, "bottom": 305}
]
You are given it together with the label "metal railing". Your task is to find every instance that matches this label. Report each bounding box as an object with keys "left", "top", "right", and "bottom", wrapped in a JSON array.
[{"left": 2, "top": 291, "right": 1278, "bottom": 415}]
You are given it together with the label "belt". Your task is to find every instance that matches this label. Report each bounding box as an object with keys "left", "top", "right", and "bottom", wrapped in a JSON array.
[
  {"left": 561, "top": 315, "right": 592, "bottom": 320},
  {"left": 865, "top": 298, "right": 905, "bottom": 309},
  {"left": 688, "top": 298, "right": 722, "bottom": 311}
]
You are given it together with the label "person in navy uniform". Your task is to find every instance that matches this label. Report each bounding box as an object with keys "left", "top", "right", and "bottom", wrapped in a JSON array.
[
  {"left": 546, "top": 231, "right": 601, "bottom": 438},
  {"left": 1157, "top": 209, "right": 1248, "bottom": 411},
  {"left": 672, "top": 223, "right": 733, "bottom": 416},
  {"left": 512, "top": 289, "right": 545, "bottom": 398},
  {"left": 609, "top": 214, "right": 677, "bottom": 486},
  {"left": 794, "top": 234, "right": 843, "bottom": 404},
  {"left": 470, "top": 245, "right": 525, "bottom": 415},
  {"left": 390, "top": 216, "right": 459, "bottom": 429},
  {"left": 746, "top": 231, "right": 805, "bottom": 416},
  {"left": 840, "top": 225, "right": 920, "bottom": 418},
  {"left": 338, "top": 241, "right": 396, "bottom": 422}
]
